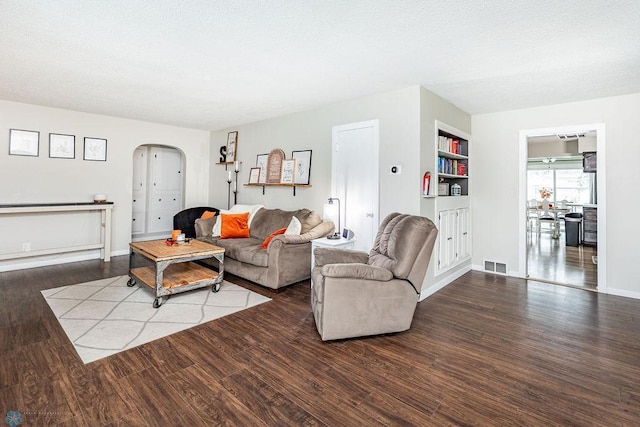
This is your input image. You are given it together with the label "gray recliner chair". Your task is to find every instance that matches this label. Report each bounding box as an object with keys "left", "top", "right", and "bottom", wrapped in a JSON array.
[{"left": 311, "top": 213, "right": 438, "bottom": 341}]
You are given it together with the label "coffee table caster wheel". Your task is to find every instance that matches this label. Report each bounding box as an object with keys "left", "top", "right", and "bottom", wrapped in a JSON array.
[
  {"left": 127, "top": 277, "right": 136, "bottom": 287},
  {"left": 153, "top": 298, "right": 163, "bottom": 308},
  {"left": 212, "top": 282, "right": 221, "bottom": 293}
]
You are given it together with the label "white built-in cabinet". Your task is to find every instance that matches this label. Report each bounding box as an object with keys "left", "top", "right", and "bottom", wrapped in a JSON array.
[
  {"left": 428, "top": 120, "right": 472, "bottom": 276},
  {"left": 456, "top": 207, "right": 471, "bottom": 261},
  {"left": 132, "top": 146, "right": 184, "bottom": 239},
  {"left": 437, "top": 207, "right": 470, "bottom": 273},
  {"left": 132, "top": 147, "right": 147, "bottom": 234}
]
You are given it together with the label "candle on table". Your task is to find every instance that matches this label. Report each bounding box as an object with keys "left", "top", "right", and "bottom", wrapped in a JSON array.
[
  {"left": 227, "top": 171, "right": 232, "bottom": 182},
  {"left": 234, "top": 161, "right": 239, "bottom": 172}
]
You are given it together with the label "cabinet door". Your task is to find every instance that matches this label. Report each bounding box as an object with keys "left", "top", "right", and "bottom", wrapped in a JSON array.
[
  {"left": 148, "top": 212, "right": 173, "bottom": 234},
  {"left": 145, "top": 147, "right": 184, "bottom": 235},
  {"left": 132, "top": 147, "right": 147, "bottom": 193},
  {"left": 132, "top": 194, "right": 145, "bottom": 214},
  {"left": 438, "top": 209, "right": 456, "bottom": 271},
  {"left": 456, "top": 207, "right": 471, "bottom": 261},
  {"left": 150, "top": 147, "right": 183, "bottom": 192},
  {"left": 131, "top": 212, "right": 145, "bottom": 234},
  {"left": 132, "top": 147, "right": 147, "bottom": 234}
]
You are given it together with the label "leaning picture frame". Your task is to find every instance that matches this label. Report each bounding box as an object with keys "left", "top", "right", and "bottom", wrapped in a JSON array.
[
  {"left": 280, "top": 159, "right": 296, "bottom": 184},
  {"left": 256, "top": 153, "right": 268, "bottom": 184},
  {"left": 84, "top": 137, "right": 107, "bottom": 161},
  {"left": 226, "top": 131, "right": 238, "bottom": 163},
  {"left": 248, "top": 167, "right": 261, "bottom": 184},
  {"left": 9, "top": 129, "right": 39, "bottom": 157},
  {"left": 49, "top": 133, "right": 75, "bottom": 159},
  {"left": 291, "top": 149, "right": 312, "bottom": 185}
]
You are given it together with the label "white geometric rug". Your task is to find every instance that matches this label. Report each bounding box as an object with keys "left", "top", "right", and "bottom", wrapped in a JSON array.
[{"left": 41, "top": 275, "right": 271, "bottom": 364}]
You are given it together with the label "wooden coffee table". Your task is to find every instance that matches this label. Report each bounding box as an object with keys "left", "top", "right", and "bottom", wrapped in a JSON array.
[{"left": 127, "top": 239, "right": 225, "bottom": 308}]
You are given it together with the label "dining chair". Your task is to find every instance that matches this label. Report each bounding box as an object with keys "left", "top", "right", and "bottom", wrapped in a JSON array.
[
  {"left": 555, "top": 199, "right": 569, "bottom": 220},
  {"left": 538, "top": 199, "right": 559, "bottom": 237},
  {"left": 527, "top": 199, "right": 539, "bottom": 232}
]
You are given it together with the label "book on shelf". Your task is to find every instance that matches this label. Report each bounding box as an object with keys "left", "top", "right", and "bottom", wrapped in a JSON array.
[
  {"left": 438, "top": 157, "right": 468, "bottom": 176},
  {"left": 438, "top": 134, "right": 467, "bottom": 156},
  {"left": 437, "top": 136, "right": 458, "bottom": 154}
]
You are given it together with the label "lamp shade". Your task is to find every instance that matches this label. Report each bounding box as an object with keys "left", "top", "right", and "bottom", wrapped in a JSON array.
[{"left": 323, "top": 197, "right": 341, "bottom": 239}]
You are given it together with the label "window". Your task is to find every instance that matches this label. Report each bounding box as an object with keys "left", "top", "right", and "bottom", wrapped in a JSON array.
[{"left": 527, "top": 160, "right": 592, "bottom": 204}]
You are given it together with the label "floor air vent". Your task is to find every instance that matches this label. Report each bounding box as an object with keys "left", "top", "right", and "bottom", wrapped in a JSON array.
[{"left": 484, "top": 260, "right": 507, "bottom": 275}]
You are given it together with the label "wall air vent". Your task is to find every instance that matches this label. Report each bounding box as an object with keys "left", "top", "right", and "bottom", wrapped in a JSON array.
[
  {"left": 557, "top": 132, "right": 586, "bottom": 139},
  {"left": 484, "top": 260, "right": 507, "bottom": 275}
]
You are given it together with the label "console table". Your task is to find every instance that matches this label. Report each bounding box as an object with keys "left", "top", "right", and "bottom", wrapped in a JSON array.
[{"left": 0, "top": 202, "right": 113, "bottom": 262}]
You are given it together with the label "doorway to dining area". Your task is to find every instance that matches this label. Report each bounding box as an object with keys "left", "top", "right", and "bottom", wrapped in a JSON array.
[{"left": 524, "top": 129, "right": 600, "bottom": 290}]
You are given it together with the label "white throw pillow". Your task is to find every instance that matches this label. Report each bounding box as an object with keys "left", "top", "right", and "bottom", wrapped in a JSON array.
[
  {"left": 212, "top": 209, "right": 231, "bottom": 237},
  {"left": 212, "top": 205, "right": 264, "bottom": 237},
  {"left": 230, "top": 204, "right": 264, "bottom": 227},
  {"left": 284, "top": 216, "right": 302, "bottom": 235}
]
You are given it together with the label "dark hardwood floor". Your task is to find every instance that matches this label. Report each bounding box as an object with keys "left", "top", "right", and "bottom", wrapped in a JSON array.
[
  {"left": 2, "top": 256, "right": 640, "bottom": 425},
  {"left": 527, "top": 228, "right": 598, "bottom": 289}
]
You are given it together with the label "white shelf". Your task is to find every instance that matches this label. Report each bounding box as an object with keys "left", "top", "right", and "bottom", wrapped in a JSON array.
[
  {"left": 434, "top": 121, "right": 471, "bottom": 197},
  {"left": 438, "top": 150, "right": 468, "bottom": 160},
  {"left": 439, "top": 173, "right": 469, "bottom": 179}
]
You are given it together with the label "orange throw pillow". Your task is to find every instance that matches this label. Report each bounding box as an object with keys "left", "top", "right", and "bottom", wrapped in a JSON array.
[
  {"left": 201, "top": 210, "right": 216, "bottom": 219},
  {"left": 260, "top": 227, "right": 287, "bottom": 249},
  {"left": 220, "top": 212, "right": 250, "bottom": 239}
]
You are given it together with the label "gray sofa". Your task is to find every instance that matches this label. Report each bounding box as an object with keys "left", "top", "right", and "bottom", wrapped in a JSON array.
[{"left": 195, "top": 207, "right": 334, "bottom": 290}]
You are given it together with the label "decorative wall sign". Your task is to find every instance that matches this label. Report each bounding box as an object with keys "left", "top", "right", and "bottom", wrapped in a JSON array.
[
  {"left": 226, "top": 131, "right": 238, "bottom": 163},
  {"left": 256, "top": 153, "right": 268, "bottom": 184},
  {"left": 266, "top": 148, "right": 285, "bottom": 184},
  {"left": 292, "top": 149, "right": 312, "bottom": 185},
  {"left": 280, "top": 159, "right": 296, "bottom": 184},
  {"left": 84, "top": 137, "right": 107, "bottom": 161},
  {"left": 49, "top": 133, "right": 75, "bottom": 159},
  {"left": 248, "top": 167, "right": 261, "bottom": 184},
  {"left": 9, "top": 129, "right": 39, "bottom": 157}
]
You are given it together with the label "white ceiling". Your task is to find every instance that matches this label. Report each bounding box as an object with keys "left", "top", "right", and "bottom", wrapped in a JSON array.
[{"left": 1, "top": 1, "right": 639, "bottom": 131}]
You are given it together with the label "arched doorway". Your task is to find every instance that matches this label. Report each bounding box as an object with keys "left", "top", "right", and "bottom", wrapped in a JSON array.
[{"left": 132, "top": 145, "right": 185, "bottom": 241}]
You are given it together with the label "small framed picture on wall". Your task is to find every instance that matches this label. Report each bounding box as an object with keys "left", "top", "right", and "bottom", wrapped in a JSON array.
[
  {"left": 49, "top": 133, "right": 75, "bottom": 159},
  {"left": 248, "top": 167, "right": 261, "bottom": 184},
  {"left": 291, "top": 149, "right": 312, "bottom": 185},
  {"left": 226, "top": 131, "right": 238, "bottom": 163},
  {"left": 280, "top": 159, "right": 296, "bottom": 184},
  {"left": 9, "top": 129, "right": 40, "bottom": 157},
  {"left": 84, "top": 137, "right": 107, "bottom": 161},
  {"left": 256, "top": 153, "right": 268, "bottom": 184}
]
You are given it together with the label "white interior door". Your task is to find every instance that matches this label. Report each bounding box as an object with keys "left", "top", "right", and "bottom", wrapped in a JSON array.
[{"left": 332, "top": 120, "right": 379, "bottom": 252}]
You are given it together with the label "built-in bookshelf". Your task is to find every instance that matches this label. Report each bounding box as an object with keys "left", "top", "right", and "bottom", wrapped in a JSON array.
[{"left": 436, "top": 126, "right": 469, "bottom": 196}]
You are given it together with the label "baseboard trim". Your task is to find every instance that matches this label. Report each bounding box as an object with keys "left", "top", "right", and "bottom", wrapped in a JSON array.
[
  {"left": 419, "top": 265, "right": 472, "bottom": 301},
  {"left": 0, "top": 249, "right": 128, "bottom": 273},
  {"left": 603, "top": 287, "right": 640, "bottom": 300}
]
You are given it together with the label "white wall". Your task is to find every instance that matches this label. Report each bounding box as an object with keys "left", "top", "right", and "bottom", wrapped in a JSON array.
[
  {"left": 209, "top": 86, "right": 421, "bottom": 218},
  {"left": 0, "top": 100, "right": 210, "bottom": 271},
  {"left": 472, "top": 92, "right": 640, "bottom": 297},
  {"left": 419, "top": 87, "right": 472, "bottom": 297}
]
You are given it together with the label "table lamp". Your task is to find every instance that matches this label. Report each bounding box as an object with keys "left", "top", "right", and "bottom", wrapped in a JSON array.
[{"left": 323, "top": 197, "right": 341, "bottom": 239}]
